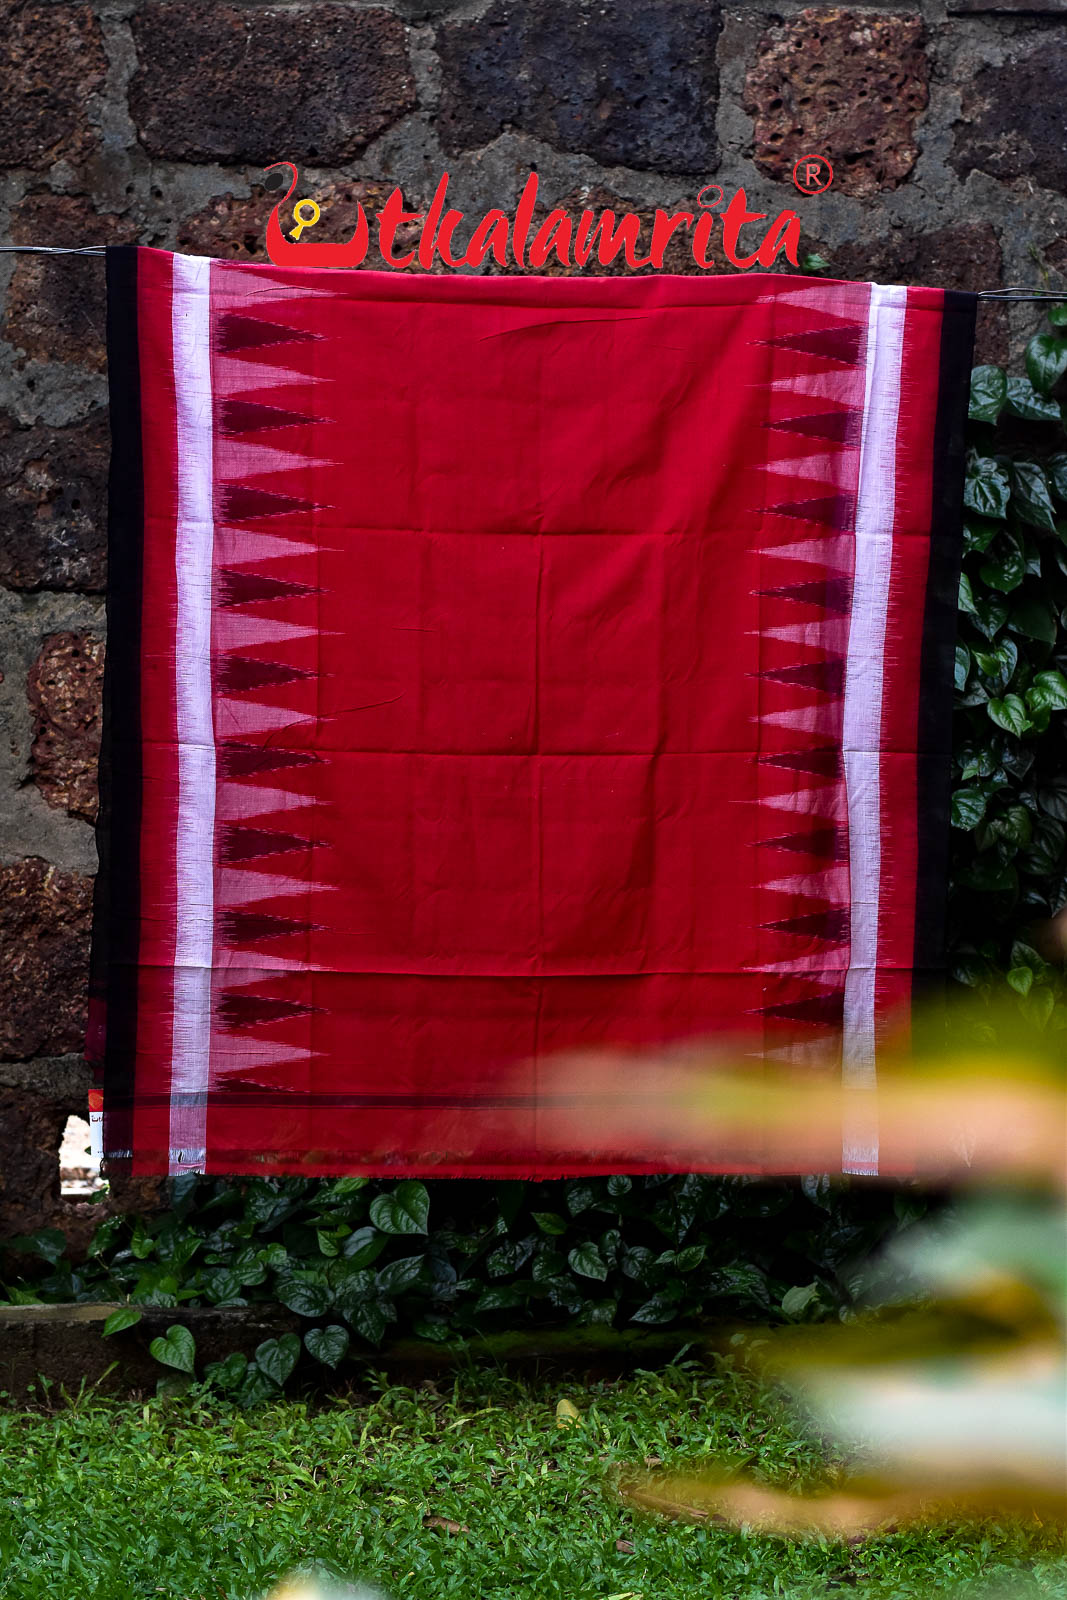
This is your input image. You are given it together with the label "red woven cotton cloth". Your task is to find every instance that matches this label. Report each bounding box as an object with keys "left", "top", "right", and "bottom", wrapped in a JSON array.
[{"left": 91, "top": 248, "right": 974, "bottom": 1178}]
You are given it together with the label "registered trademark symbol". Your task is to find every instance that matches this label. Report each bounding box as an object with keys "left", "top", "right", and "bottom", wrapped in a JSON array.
[{"left": 792, "top": 154, "right": 834, "bottom": 196}]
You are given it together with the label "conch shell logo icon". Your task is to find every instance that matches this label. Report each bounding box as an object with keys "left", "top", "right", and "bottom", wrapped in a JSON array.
[{"left": 264, "top": 162, "right": 370, "bottom": 267}]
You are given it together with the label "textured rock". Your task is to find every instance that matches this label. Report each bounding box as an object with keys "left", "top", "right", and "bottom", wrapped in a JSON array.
[
  {"left": 437, "top": 0, "right": 721, "bottom": 174},
  {"left": 4, "top": 194, "right": 137, "bottom": 372},
  {"left": 0, "top": 860, "right": 93, "bottom": 1062},
  {"left": 816, "top": 222, "right": 1009, "bottom": 364},
  {"left": 129, "top": 3, "right": 415, "bottom": 164},
  {"left": 1045, "top": 235, "right": 1067, "bottom": 280},
  {"left": 0, "top": 1090, "right": 165, "bottom": 1249},
  {"left": 951, "top": 42, "right": 1067, "bottom": 195},
  {"left": 0, "top": 412, "right": 109, "bottom": 592},
  {"left": 177, "top": 177, "right": 425, "bottom": 264},
  {"left": 177, "top": 188, "right": 275, "bottom": 263},
  {"left": 743, "top": 10, "right": 928, "bottom": 197},
  {"left": 28, "top": 634, "right": 105, "bottom": 824},
  {"left": 0, "top": 1087, "right": 67, "bottom": 1240},
  {"left": 948, "top": 0, "right": 1067, "bottom": 10},
  {"left": 390, "top": 0, "right": 469, "bottom": 13},
  {"left": 0, "top": 4, "right": 107, "bottom": 170}
]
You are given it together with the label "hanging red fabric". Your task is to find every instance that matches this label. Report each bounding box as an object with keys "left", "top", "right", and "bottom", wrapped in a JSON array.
[{"left": 90, "top": 248, "right": 975, "bottom": 1179}]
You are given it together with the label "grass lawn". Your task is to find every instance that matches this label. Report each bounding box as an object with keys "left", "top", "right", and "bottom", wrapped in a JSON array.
[{"left": 0, "top": 1357, "right": 1063, "bottom": 1600}]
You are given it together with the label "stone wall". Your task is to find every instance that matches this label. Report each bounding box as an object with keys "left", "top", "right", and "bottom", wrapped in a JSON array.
[{"left": 1, "top": 0, "right": 1065, "bottom": 1236}]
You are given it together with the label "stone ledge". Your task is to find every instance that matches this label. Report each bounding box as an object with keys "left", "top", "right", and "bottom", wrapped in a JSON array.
[
  {"left": 0, "top": 1303, "right": 736, "bottom": 1396},
  {"left": 0, "top": 1302, "right": 301, "bottom": 1397}
]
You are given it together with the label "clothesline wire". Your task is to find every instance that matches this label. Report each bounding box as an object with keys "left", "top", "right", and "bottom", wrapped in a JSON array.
[{"left": 0, "top": 245, "right": 1061, "bottom": 300}]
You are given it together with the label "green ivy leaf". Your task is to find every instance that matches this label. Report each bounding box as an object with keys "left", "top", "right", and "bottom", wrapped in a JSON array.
[
  {"left": 102, "top": 1307, "right": 142, "bottom": 1337},
  {"left": 979, "top": 533, "right": 1026, "bottom": 593},
  {"left": 1005, "top": 376, "right": 1061, "bottom": 423},
  {"left": 531, "top": 1248, "right": 565, "bottom": 1283},
  {"left": 1006, "top": 966, "right": 1035, "bottom": 997},
  {"left": 1047, "top": 452, "right": 1067, "bottom": 504},
  {"left": 957, "top": 856, "right": 1018, "bottom": 893},
  {"left": 1009, "top": 596, "right": 1057, "bottom": 644},
  {"left": 274, "top": 1275, "right": 330, "bottom": 1319},
  {"left": 230, "top": 1249, "right": 267, "bottom": 1288},
  {"left": 988, "top": 804, "right": 1033, "bottom": 847},
  {"left": 1037, "top": 780, "right": 1067, "bottom": 821},
  {"left": 963, "top": 454, "right": 1011, "bottom": 520},
  {"left": 1023, "top": 818, "right": 1066, "bottom": 876},
  {"left": 1024, "top": 986, "right": 1057, "bottom": 1029},
  {"left": 532, "top": 1212, "right": 568, "bottom": 1237},
  {"left": 969, "top": 364, "right": 1006, "bottom": 422},
  {"left": 606, "top": 1175, "right": 632, "bottom": 1199},
  {"left": 349, "top": 1299, "right": 390, "bottom": 1346},
  {"left": 8, "top": 1228, "right": 68, "bottom": 1266},
  {"left": 1027, "top": 669, "right": 1067, "bottom": 713},
  {"left": 254, "top": 1333, "right": 300, "bottom": 1387},
  {"left": 674, "top": 1244, "right": 707, "bottom": 1273},
  {"left": 88, "top": 1217, "right": 124, "bottom": 1260},
  {"left": 368, "top": 1181, "right": 430, "bottom": 1236},
  {"left": 781, "top": 1282, "right": 820, "bottom": 1318},
  {"left": 148, "top": 1324, "right": 196, "bottom": 1375},
  {"left": 317, "top": 1177, "right": 368, "bottom": 1202},
  {"left": 621, "top": 1245, "right": 655, "bottom": 1282},
  {"left": 129, "top": 1226, "right": 155, "bottom": 1261},
  {"left": 1048, "top": 305, "right": 1067, "bottom": 328},
  {"left": 968, "top": 586, "right": 1010, "bottom": 640},
  {"left": 203, "top": 1269, "right": 243, "bottom": 1306},
  {"left": 954, "top": 644, "right": 971, "bottom": 692},
  {"left": 203, "top": 1352, "right": 248, "bottom": 1392},
  {"left": 973, "top": 635, "right": 1018, "bottom": 689},
  {"left": 486, "top": 1239, "right": 534, "bottom": 1278},
  {"left": 304, "top": 1324, "right": 350, "bottom": 1369},
  {"left": 567, "top": 1242, "right": 608, "bottom": 1282},
  {"left": 131, "top": 1268, "right": 179, "bottom": 1309},
  {"left": 987, "top": 694, "right": 1031, "bottom": 736},
  {"left": 951, "top": 953, "right": 992, "bottom": 988},
  {"left": 375, "top": 1255, "right": 425, "bottom": 1295},
  {"left": 565, "top": 1183, "right": 597, "bottom": 1217},
  {"left": 631, "top": 1292, "right": 681, "bottom": 1326},
  {"left": 235, "top": 1364, "right": 281, "bottom": 1409},
  {"left": 474, "top": 1284, "right": 527, "bottom": 1312},
  {"left": 1025, "top": 331, "right": 1067, "bottom": 397},
  {"left": 543, "top": 1277, "right": 584, "bottom": 1314},
  {"left": 953, "top": 788, "right": 989, "bottom": 831},
  {"left": 964, "top": 516, "right": 1001, "bottom": 554},
  {"left": 1011, "top": 940, "right": 1052, "bottom": 976},
  {"left": 340, "top": 1225, "right": 387, "bottom": 1268},
  {"left": 413, "top": 1317, "right": 451, "bottom": 1343},
  {"left": 330, "top": 1266, "right": 375, "bottom": 1314},
  {"left": 1011, "top": 461, "right": 1058, "bottom": 532}
]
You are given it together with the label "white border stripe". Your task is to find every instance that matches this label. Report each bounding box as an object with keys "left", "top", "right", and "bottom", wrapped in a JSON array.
[
  {"left": 842, "top": 284, "right": 908, "bottom": 1175},
  {"left": 170, "top": 254, "right": 216, "bottom": 1175}
]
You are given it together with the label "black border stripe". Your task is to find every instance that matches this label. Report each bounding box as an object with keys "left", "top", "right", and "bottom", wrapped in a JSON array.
[
  {"left": 92, "top": 244, "right": 145, "bottom": 1170},
  {"left": 913, "top": 289, "right": 976, "bottom": 995}
]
